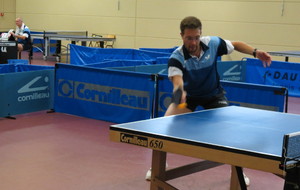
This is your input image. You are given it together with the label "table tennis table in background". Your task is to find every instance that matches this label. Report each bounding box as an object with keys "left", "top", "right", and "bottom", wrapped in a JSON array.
[
  {"left": 110, "top": 106, "right": 300, "bottom": 190},
  {"left": 31, "top": 30, "right": 116, "bottom": 61},
  {"left": 268, "top": 51, "right": 300, "bottom": 62}
]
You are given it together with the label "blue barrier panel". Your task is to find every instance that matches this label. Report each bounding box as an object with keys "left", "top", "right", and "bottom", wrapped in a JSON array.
[
  {"left": 245, "top": 58, "right": 300, "bottom": 97},
  {"left": 156, "top": 78, "right": 287, "bottom": 117},
  {"left": 54, "top": 63, "right": 155, "bottom": 123},
  {"left": 104, "top": 64, "right": 287, "bottom": 117},
  {"left": 0, "top": 64, "right": 54, "bottom": 117},
  {"left": 69, "top": 44, "right": 171, "bottom": 65},
  {"left": 217, "top": 60, "right": 246, "bottom": 82},
  {"left": 221, "top": 81, "right": 287, "bottom": 112},
  {"left": 53, "top": 63, "right": 286, "bottom": 123}
]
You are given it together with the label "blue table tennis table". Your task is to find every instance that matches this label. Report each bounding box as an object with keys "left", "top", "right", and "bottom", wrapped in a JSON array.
[{"left": 110, "top": 106, "right": 300, "bottom": 190}]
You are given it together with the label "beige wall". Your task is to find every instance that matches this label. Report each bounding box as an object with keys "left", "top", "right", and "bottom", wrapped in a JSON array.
[
  {"left": 0, "top": 0, "right": 16, "bottom": 31},
  {"left": 14, "top": 0, "right": 300, "bottom": 61}
]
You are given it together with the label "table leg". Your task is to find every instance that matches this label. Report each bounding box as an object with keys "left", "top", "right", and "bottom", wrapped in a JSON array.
[
  {"left": 230, "top": 165, "right": 240, "bottom": 190},
  {"left": 230, "top": 165, "right": 247, "bottom": 190},
  {"left": 150, "top": 150, "right": 167, "bottom": 190}
]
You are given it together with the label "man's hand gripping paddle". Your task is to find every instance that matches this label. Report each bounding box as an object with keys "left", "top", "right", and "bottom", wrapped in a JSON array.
[{"left": 172, "top": 88, "right": 187, "bottom": 109}]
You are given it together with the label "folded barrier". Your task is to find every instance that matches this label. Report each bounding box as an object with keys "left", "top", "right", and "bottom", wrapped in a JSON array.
[
  {"left": 86, "top": 59, "right": 157, "bottom": 69},
  {"left": 139, "top": 47, "right": 178, "bottom": 53},
  {"left": 69, "top": 44, "right": 171, "bottom": 65}
]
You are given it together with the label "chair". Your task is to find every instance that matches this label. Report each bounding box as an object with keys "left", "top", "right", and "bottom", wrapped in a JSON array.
[
  {"left": 104, "top": 34, "right": 116, "bottom": 48},
  {"left": 89, "top": 34, "right": 103, "bottom": 48}
]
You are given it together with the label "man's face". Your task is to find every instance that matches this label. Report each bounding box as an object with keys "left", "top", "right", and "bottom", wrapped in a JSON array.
[
  {"left": 15, "top": 19, "right": 22, "bottom": 27},
  {"left": 181, "top": 28, "right": 201, "bottom": 55}
]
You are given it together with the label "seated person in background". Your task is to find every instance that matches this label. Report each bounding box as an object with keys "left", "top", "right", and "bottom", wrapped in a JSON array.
[{"left": 10, "top": 18, "right": 31, "bottom": 57}]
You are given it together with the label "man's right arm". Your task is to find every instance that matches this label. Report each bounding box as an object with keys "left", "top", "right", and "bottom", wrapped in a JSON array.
[
  {"left": 170, "top": 75, "right": 184, "bottom": 91},
  {"left": 168, "top": 57, "right": 186, "bottom": 102},
  {"left": 170, "top": 75, "right": 186, "bottom": 104}
]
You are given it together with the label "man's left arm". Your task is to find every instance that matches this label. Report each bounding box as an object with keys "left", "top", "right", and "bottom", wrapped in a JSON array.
[{"left": 231, "top": 41, "right": 272, "bottom": 67}]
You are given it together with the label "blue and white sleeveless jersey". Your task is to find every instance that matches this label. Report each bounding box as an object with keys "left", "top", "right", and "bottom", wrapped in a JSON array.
[{"left": 168, "top": 36, "right": 234, "bottom": 98}]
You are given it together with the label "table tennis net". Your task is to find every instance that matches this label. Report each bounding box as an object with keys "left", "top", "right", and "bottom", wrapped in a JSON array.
[{"left": 283, "top": 132, "right": 300, "bottom": 161}]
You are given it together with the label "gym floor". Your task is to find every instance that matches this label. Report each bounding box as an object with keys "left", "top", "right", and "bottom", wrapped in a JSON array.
[{"left": 1, "top": 52, "right": 299, "bottom": 190}]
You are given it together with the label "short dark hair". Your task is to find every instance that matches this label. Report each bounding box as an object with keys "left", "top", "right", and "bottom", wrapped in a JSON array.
[{"left": 180, "top": 16, "right": 202, "bottom": 34}]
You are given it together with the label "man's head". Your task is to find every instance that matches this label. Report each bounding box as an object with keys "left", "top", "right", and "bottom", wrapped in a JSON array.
[
  {"left": 180, "top": 16, "right": 202, "bottom": 34},
  {"left": 15, "top": 18, "right": 23, "bottom": 28},
  {"left": 180, "top": 16, "right": 202, "bottom": 56}
]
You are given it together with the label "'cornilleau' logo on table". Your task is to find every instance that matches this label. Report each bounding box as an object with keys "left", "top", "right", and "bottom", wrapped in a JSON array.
[{"left": 120, "top": 133, "right": 148, "bottom": 147}]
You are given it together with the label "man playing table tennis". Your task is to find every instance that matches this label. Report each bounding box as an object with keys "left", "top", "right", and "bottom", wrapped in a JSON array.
[
  {"left": 146, "top": 16, "right": 272, "bottom": 185},
  {"left": 166, "top": 16, "right": 271, "bottom": 115}
]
